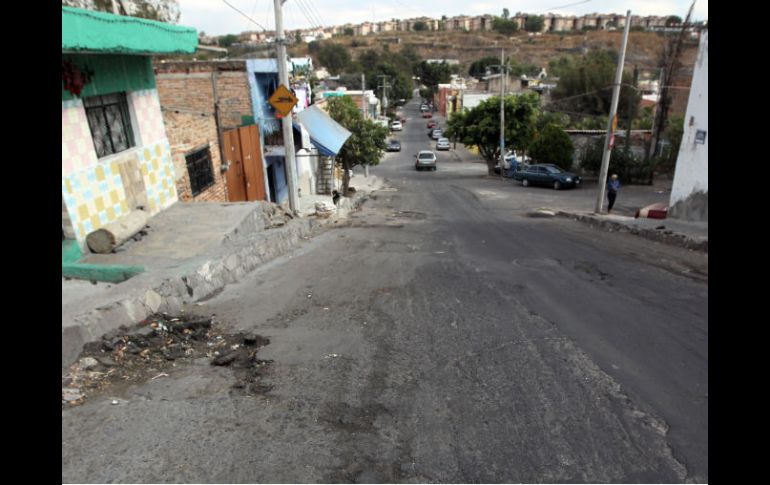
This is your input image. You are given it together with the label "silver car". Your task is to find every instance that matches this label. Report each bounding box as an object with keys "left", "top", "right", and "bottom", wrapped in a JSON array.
[
  {"left": 436, "top": 137, "right": 451, "bottom": 150},
  {"left": 415, "top": 150, "right": 437, "bottom": 171},
  {"left": 431, "top": 129, "right": 442, "bottom": 140}
]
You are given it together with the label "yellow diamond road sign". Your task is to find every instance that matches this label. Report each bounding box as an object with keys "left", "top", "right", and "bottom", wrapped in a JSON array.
[{"left": 269, "top": 84, "right": 298, "bottom": 117}]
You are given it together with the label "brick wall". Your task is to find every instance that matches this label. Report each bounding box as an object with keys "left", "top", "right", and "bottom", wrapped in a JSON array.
[{"left": 154, "top": 61, "right": 254, "bottom": 202}]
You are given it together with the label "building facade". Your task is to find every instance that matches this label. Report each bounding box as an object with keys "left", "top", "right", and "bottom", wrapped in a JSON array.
[
  {"left": 669, "top": 30, "right": 707, "bottom": 222},
  {"left": 61, "top": 7, "right": 197, "bottom": 249}
]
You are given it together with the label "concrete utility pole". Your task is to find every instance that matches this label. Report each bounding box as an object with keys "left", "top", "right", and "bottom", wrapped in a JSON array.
[
  {"left": 499, "top": 49, "right": 505, "bottom": 180},
  {"left": 361, "top": 74, "right": 367, "bottom": 119},
  {"left": 362, "top": 73, "right": 369, "bottom": 177},
  {"left": 378, "top": 75, "right": 390, "bottom": 113},
  {"left": 594, "top": 10, "right": 631, "bottom": 214},
  {"left": 273, "top": 0, "right": 300, "bottom": 213}
]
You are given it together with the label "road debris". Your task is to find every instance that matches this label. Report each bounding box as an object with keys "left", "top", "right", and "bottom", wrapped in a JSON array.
[{"left": 63, "top": 314, "right": 272, "bottom": 407}]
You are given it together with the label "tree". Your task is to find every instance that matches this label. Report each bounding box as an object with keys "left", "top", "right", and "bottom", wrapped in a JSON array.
[
  {"left": 218, "top": 34, "right": 239, "bottom": 47},
  {"left": 414, "top": 61, "right": 451, "bottom": 97},
  {"left": 492, "top": 17, "right": 519, "bottom": 36},
  {"left": 468, "top": 56, "right": 501, "bottom": 78},
  {"left": 551, "top": 50, "right": 640, "bottom": 121},
  {"left": 413, "top": 21, "right": 428, "bottom": 31},
  {"left": 326, "top": 97, "right": 388, "bottom": 195},
  {"left": 295, "top": 31, "right": 302, "bottom": 44},
  {"left": 666, "top": 15, "right": 683, "bottom": 26},
  {"left": 524, "top": 15, "right": 545, "bottom": 32},
  {"left": 444, "top": 94, "right": 540, "bottom": 174},
  {"left": 502, "top": 8, "right": 510, "bottom": 19},
  {"left": 318, "top": 44, "right": 351, "bottom": 75},
  {"left": 547, "top": 55, "right": 573, "bottom": 78},
  {"left": 343, "top": 28, "right": 354, "bottom": 36},
  {"left": 580, "top": 139, "right": 652, "bottom": 184},
  {"left": 529, "top": 124, "right": 575, "bottom": 171}
]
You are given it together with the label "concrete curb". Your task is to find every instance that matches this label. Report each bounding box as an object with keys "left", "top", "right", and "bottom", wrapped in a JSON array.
[
  {"left": 62, "top": 217, "right": 321, "bottom": 368},
  {"left": 556, "top": 211, "right": 708, "bottom": 252},
  {"left": 61, "top": 189, "right": 379, "bottom": 369}
]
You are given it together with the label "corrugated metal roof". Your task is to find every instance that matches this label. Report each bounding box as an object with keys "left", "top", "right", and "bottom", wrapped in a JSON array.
[
  {"left": 62, "top": 7, "right": 197, "bottom": 55},
  {"left": 295, "top": 106, "right": 352, "bottom": 157}
]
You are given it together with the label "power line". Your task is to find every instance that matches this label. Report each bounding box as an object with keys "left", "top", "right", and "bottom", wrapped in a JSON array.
[
  {"left": 537, "top": 0, "right": 592, "bottom": 14},
  {"left": 303, "top": 0, "right": 327, "bottom": 28},
  {"left": 292, "top": 0, "right": 316, "bottom": 29},
  {"left": 295, "top": 0, "right": 322, "bottom": 29},
  {"left": 221, "top": 0, "right": 268, "bottom": 31}
]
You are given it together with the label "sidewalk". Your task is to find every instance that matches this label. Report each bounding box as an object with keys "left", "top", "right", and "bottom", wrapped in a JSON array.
[
  {"left": 62, "top": 179, "right": 381, "bottom": 368},
  {"left": 555, "top": 210, "right": 708, "bottom": 252}
]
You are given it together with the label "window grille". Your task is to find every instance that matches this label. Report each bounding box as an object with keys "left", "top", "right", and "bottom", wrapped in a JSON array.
[
  {"left": 84, "top": 93, "right": 135, "bottom": 158},
  {"left": 185, "top": 146, "right": 215, "bottom": 196}
]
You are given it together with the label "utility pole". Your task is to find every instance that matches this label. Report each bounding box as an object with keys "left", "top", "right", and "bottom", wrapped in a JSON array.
[
  {"left": 362, "top": 73, "right": 369, "bottom": 177},
  {"left": 594, "top": 10, "right": 631, "bottom": 214},
  {"left": 499, "top": 49, "right": 505, "bottom": 180},
  {"left": 378, "top": 75, "right": 390, "bottom": 115},
  {"left": 273, "top": 0, "right": 299, "bottom": 213},
  {"left": 361, "top": 74, "right": 367, "bottom": 119}
]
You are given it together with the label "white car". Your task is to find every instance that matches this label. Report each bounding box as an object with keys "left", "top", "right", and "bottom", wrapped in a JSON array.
[
  {"left": 391, "top": 120, "right": 403, "bottom": 131},
  {"left": 415, "top": 150, "right": 437, "bottom": 171},
  {"left": 436, "top": 138, "right": 451, "bottom": 150}
]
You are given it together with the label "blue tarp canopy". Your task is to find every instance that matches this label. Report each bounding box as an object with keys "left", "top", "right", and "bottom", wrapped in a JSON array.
[{"left": 294, "top": 106, "right": 352, "bottom": 157}]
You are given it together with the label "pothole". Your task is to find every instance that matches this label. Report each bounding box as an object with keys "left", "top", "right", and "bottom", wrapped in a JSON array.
[{"left": 62, "top": 313, "right": 272, "bottom": 407}]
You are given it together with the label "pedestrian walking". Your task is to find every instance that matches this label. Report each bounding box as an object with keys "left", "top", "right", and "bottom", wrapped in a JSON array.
[{"left": 607, "top": 174, "right": 621, "bottom": 213}]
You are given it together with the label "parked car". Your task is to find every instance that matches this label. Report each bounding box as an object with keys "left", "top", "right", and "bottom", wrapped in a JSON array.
[
  {"left": 386, "top": 139, "right": 401, "bottom": 152},
  {"left": 436, "top": 138, "right": 451, "bottom": 150},
  {"left": 431, "top": 129, "right": 442, "bottom": 140},
  {"left": 512, "top": 164, "right": 581, "bottom": 189},
  {"left": 427, "top": 120, "right": 437, "bottom": 129},
  {"left": 422, "top": 111, "right": 433, "bottom": 118},
  {"left": 415, "top": 150, "right": 437, "bottom": 171},
  {"left": 391, "top": 120, "right": 403, "bottom": 131},
  {"left": 420, "top": 104, "right": 429, "bottom": 112}
]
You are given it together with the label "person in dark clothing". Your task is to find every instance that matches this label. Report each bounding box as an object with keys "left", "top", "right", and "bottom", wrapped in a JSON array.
[{"left": 607, "top": 174, "right": 620, "bottom": 213}]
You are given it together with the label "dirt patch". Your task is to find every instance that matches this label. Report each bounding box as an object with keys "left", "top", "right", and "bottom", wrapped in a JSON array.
[{"left": 62, "top": 314, "right": 272, "bottom": 407}]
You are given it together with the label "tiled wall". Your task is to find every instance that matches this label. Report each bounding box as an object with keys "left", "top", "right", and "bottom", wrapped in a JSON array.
[
  {"left": 137, "top": 140, "right": 177, "bottom": 214},
  {"left": 130, "top": 89, "right": 166, "bottom": 146},
  {"left": 61, "top": 89, "right": 177, "bottom": 248}
]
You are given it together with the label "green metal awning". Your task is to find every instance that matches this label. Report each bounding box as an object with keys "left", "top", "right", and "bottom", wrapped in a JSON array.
[{"left": 62, "top": 6, "right": 197, "bottom": 55}]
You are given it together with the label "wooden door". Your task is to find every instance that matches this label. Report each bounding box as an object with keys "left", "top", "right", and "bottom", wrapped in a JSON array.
[
  {"left": 238, "top": 125, "right": 266, "bottom": 201},
  {"left": 223, "top": 128, "right": 247, "bottom": 202}
]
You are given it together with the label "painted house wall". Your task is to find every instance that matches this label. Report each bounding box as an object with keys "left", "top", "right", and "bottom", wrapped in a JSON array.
[
  {"left": 669, "top": 31, "right": 708, "bottom": 222},
  {"left": 246, "top": 60, "right": 288, "bottom": 204},
  {"left": 62, "top": 55, "right": 177, "bottom": 249}
]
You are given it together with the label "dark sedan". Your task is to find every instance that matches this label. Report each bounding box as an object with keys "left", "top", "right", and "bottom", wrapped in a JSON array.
[
  {"left": 512, "top": 164, "right": 582, "bottom": 189},
  {"left": 386, "top": 139, "right": 401, "bottom": 152}
]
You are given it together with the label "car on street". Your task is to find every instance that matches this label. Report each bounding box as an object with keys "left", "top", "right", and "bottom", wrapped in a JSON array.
[
  {"left": 420, "top": 104, "right": 428, "bottom": 112},
  {"left": 386, "top": 139, "right": 401, "bottom": 152},
  {"left": 422, "top": 111, "right": 433, "bottom": 118},
  {"left": 427, "top": 120, "right": 437, "bottom": 129},
  {"left": 512, "top": 164, "right": 581, "bottom": 189},
  {"left": 415, "top": 150, "right": 437, "bottom": 171},
  {"left": 436, "top": 137, "right": 451, "bottom": 150},
  {"left": 391, "top": 120, "right": 403, "bottom": 131},
  {"left": 431, "top": 129, "right": 442, "bottom": 140}
]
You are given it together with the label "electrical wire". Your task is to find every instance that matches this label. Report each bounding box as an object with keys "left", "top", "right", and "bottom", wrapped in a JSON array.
[{"left": 221, "top": 0, "right": 268, "bottom": 31}]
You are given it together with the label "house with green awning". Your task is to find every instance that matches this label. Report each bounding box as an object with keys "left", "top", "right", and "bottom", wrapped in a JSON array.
[{"left": 61, "top": 6, "right": 197, "bottom": 249}]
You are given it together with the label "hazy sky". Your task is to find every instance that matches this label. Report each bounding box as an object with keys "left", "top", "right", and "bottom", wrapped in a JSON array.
[{"left": 181, "top": 0, "right": 708, "bottom": 36}]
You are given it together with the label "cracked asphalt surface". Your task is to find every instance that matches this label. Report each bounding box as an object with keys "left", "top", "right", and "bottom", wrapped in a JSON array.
[{"left": 61, "top": 97, "right": 707, "bottom": 483}]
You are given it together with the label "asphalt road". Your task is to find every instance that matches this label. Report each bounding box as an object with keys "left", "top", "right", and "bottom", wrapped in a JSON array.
[{"left": 62, "top": 96, "right": 708, "bottom": 483}]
